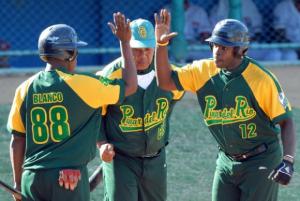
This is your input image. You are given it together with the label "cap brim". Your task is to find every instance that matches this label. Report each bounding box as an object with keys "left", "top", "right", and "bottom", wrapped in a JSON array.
[
  {"left": 205, "top": 36, "right": 235, "bottom": 47},
  {"left": 53, "top": 41, "right": 88, "bottom": 49},
  {"left": 205, "top": 36, "right": 249, "bottom": 47},
  {"left": 77, "top": 40, "right": 88, "bottom": 47},
  {"left": 130, "top": 40, "right": 155, "bottom": 48}
]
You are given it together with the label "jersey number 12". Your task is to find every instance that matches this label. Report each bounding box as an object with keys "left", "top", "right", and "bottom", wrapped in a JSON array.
[{"left": 239, "top": 123, "right": 257, "bottom": 139}]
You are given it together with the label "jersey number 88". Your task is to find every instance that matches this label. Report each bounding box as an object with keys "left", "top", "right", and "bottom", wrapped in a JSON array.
[{"left": 30, "top": 105, "right": 70, "bottom": 144}]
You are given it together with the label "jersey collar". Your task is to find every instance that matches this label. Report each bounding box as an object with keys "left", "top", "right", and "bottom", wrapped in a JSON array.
[{"left": 221, "top": 57, "right": 249, "bottom": 78}]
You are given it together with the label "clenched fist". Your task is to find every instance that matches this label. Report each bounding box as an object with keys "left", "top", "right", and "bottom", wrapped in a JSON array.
[{"left": 100, "top": 143, "right": 115, "bottom": 162}]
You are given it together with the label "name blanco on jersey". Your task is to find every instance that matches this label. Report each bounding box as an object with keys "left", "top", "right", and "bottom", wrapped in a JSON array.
[{"left": 33, "top": 92, "right": 64, "bottom": 104}]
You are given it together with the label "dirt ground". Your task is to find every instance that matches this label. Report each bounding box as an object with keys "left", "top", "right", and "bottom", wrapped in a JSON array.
[
  {"left": 0, "top": 67, "right": 299, "bottom": 107},
  {"left": 270, "top": 67, "right": 300, "bottom": 108}
]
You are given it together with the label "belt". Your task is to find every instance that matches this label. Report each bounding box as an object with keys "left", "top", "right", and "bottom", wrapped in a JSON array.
[
  {"left": 137, "top": 149, "right": 161, "bottom": 158},
  {"left": 115, "top": 148, "right": 162, "bottom": 159},
  {"left": 225, "top": 143, "right": 268, "bottom": 162}
]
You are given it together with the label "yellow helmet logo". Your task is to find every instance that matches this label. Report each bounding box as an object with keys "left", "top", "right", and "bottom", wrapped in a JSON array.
[{"left": 138, "top": 26, "right": 147, "bottom": 38}]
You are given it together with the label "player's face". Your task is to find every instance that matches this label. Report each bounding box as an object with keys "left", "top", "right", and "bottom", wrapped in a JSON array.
[
  {"left": 132, "top": 48, "right": 154, "bottom": 71},
  {"left": 212, "top": 43, "right": 240, "bottom": 70}
]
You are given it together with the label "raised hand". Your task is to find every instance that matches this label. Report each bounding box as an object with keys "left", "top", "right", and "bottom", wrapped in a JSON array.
[
  {"left": 108, "top": 12, "right": 131, "bottom": 42},
  {"left": 154, "top": 9, "right": 178, "bottom": 44},
  {"left": 58, "top": 169, "right": 81, "bottom": 191}
]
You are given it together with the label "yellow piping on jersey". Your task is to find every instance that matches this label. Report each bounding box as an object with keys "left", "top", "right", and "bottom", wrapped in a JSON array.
[
  {"left": 242, "top": 63, "right": 291, "bottom": 120},
  {"left": 171, "top": 90, "right": 184, "bottom": 100},
  {"left": 175, "top": 59, "right": 220, "bottom": 92},
  {"left": 56, "top": 70, "right": 121, "bottom": 109},
  {"left": 8, "top": 74, "right": 39, "bottom": 134}
]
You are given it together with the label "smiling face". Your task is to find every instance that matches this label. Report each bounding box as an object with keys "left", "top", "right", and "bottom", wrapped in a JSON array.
[
  {"left": 212, "top": 43, "right": 242, "bottom": 70},
  {"left": 132, "top": 48, "right": 154, "bottom": 71}
]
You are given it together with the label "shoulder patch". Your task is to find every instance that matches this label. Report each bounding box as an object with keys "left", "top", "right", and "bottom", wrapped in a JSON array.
[
  {"left": 279, "top": 92, "right": 289, "bottom": 109},
  {"left": 99, "top": 76, "right": 114, "bottom": 86}
]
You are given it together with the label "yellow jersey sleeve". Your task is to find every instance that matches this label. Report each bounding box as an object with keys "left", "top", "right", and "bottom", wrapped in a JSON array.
[
  {"left": 7, "top": 86, "right": 26, "bottom": 135},
  {"left": 172, "top": 60, "right": 219, "bottom": 92},
  {"left": 96, "top": 63, "right": 124, "bottom": 115},
  {"left": 57, "top": 70, "right": 125, "bottom": 109},
  {"left": 243, "top": 64, "right": 292, "bottom": 122},
  {"left": 7, "top": 74, "right": 37, "bottom": 135}
]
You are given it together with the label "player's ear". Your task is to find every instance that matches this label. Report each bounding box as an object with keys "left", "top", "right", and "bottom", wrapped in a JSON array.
[
  {"left": 233, "top": 47, "right": 248, "bottom": 58},
  {"left": 67, "top": 50, "right": 78, "bottom": 62}
]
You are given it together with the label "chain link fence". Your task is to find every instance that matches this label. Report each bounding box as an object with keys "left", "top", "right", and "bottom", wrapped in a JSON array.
[{"left": 0, "top": 0, "right": 299, "bottom": 69}]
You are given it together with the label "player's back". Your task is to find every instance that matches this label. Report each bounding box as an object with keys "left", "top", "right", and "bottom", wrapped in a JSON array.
[{"left": 8, "top": 67, "right": 125, "bottom": 170}]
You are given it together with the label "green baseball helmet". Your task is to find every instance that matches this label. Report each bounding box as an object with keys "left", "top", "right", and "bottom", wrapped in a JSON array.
[
  {"left": 38, "top": 24, "right": 87, "bottom": 61},
  {"left": 206, "top": 19, "right": 249, "bottom": 48}
]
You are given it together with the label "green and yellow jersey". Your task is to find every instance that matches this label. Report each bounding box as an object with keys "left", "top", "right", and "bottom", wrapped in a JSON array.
[
  {"left": 7, "top": 67, "right": 125, "bottom": 170},
  {"left": 97, "top": 58, "right": 184, "bottom": 157},
  {"left": 172, "top": 56, "right": 292, "bottom": 155}
]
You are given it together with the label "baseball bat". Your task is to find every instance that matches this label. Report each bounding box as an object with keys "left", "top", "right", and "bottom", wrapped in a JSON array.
[
  {"left": 0, "top": 180, "right": 22, "bottom": 200},
  {"left": 89, "top": 164, "right": 103, "bottom": 192}
]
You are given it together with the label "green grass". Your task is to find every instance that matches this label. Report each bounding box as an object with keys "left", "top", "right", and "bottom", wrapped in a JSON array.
[{"left": 0, "top": 94, "right": 299, "bottom": 201}]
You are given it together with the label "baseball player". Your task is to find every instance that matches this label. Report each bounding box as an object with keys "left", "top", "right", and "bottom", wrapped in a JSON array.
[
  {"left": 96, "top": 18, "right": 184, "bottom": 201},
  {"left": 154, "top": 9, "right": 296, "bottom": 201},
  {"left": 7, "top": 12, "right": 137, "bottom": 201}
]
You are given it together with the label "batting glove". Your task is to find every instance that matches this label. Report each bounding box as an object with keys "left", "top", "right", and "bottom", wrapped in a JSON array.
[{"left": 268, "top": 159, "right": 294, "bottom": 185}]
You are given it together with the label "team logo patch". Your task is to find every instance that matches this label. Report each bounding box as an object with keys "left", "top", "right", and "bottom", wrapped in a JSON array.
[
  {"left": 138, "top": 26, "right": 147, "bottom": 38},
  {"left": 99, "top": 76, "right": 113, "bottom": 86},
  {"left": 279, "top": 92, "right": 288, "bottom": 109}
]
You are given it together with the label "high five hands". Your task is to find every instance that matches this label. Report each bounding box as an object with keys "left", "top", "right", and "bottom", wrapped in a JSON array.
[
  {"left": 108, "top": 12, "right": 131, "bottom": 43},
  {"left": 154, "top": 9, "right": 178, "bottom": 44}
]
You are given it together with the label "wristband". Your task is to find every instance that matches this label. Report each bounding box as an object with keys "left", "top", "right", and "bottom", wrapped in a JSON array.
[{"left": 157, "top": 41, "right": 169, "bottom": 46}]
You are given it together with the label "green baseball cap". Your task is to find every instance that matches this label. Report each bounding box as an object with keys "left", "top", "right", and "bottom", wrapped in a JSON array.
[{"left": 130, "top": 19, "right": 156, "bottom": 48}]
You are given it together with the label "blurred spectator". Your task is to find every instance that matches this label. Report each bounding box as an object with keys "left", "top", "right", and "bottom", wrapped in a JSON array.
[
  {"left": 273, "top": 0, "right": 300, "bottom": 59},
  {"left": 0, "top": 39, "right": 10, "bottom": 68},
  {"left": 210, "top": 0, "right": 298, "bottom": 61},
  {"left": 164, "top": 0, "right": 212, "bottom": 62}
]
